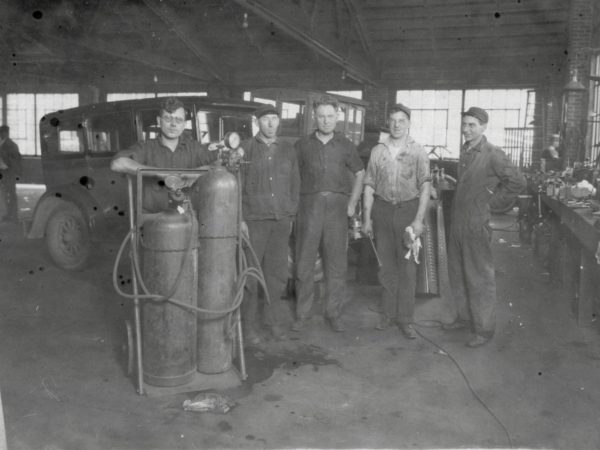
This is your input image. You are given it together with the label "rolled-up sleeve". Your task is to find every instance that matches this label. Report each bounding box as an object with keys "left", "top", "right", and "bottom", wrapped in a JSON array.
[
  {"left": 112, "top": 141, "right": 147, "bottom": 164},
  {"left": 415, "top": 145, "right": 431, "bottom": 190}
]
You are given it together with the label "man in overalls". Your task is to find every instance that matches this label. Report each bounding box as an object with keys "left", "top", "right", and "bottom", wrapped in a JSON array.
[{"left": 444, "top": 107, "right": 525, "bottom": 347}]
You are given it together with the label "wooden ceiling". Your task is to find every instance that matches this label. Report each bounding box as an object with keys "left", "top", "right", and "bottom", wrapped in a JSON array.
[{"left": 0, "top": 0, "right": 571, "bottom": 92}]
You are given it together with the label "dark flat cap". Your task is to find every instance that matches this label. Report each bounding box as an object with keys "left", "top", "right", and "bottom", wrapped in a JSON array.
[
  {"left": 462, "top": 106, "right": 489, "bottom": 124},
  {"left": 390, "top": 103, "right": 411, "bottom": 119},
  {"left": 254, "top": 104, "right": 279, "bottom": 119}
]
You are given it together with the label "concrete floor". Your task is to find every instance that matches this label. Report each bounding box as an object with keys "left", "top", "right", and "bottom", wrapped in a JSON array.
[{"left": 1, "top": 211, "right": 599, "bottom": 450}]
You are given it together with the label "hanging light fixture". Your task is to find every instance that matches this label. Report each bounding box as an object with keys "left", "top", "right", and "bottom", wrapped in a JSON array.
[{"left": 563, "top": 69, "right": 586, "bottom": 92}]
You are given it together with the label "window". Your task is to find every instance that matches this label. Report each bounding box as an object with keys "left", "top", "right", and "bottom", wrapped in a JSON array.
[
  {"left": 107, "top": 93, "right": 155, "bottom": 102},
  {"left": 327, "top": 90, "right": 363, "bottom": 100},
  {"left": 280, "top": 101, "right": 305, "bottom": 137},
  {"left": 157, "top": 92, "right": 207, "bottom": 97},
  {"left": 42, "top": 114, "right": 84, "bottom": 155},
  {"left": 221, "top": 115, "right": 253, "bottom": 141},
  {"left": 396, "top": 89, "right": 532, "bottom": 160},
  {"left": 396, "top": 90, "right": 462, "bottom": 158},
  {"left": 107, "top": 92, "right": 207, "bottom": 102},
  {"left": 7, "top": 93, "right": 79, "bottom": 156},
  {"left": 87, "top": 111, "right": 136, "bottom": 154},
  {"left": 588, "top": 53, "right": 600, "bottom": 164},
  {"left": 196, "top": 111, "right": 221, "bottom": 144}
]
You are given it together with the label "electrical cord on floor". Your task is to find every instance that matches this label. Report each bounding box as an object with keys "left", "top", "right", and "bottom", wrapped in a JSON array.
[{"left": 413, "top": 321, "right": 514, "bottom": 449}]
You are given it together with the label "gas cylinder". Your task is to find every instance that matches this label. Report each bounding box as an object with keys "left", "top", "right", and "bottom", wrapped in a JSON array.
[
  {"left": 190, "top": 167, "right": 238, "bottom": 374},
  {"left": 140, "top": 206, "right": 198, "bottom": 387}
]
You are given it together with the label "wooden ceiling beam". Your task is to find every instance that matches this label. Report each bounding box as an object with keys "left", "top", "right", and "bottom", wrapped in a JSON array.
[
  {"left": 29, "top": 30, "right": 211, "bottom": 82},
  {"left": 232, "top": 0, "right": 377, "bottom": 85},
  {"left": 374, "top": 35, "right": 565, "bottom": 52},
  {"left": 369, "top": 23, "right": 566, "bottom": 41},
  {"left": 362, "top": 0, "right": 567, "bottom": 11},
  {"left": 141, "top": 0, "right": 226, "bottom": 82},
  {"left": 342, "top": 0, "right": 374, "bottom": 58}
]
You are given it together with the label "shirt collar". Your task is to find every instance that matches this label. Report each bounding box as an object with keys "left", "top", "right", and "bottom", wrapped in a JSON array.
[
  {"left": 382, "top": 135, "right": 415, "bottom": 155},
  {"left": 255, "top": 133, "right": 279, "bottom": 145},
  {"left": 463, "top": 135, "right": 486, "bottom": 152}
]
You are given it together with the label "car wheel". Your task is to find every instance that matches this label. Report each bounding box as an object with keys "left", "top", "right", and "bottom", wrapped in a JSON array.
[{"left": 45, "top": 204, "right": 91, "bottom": 270}]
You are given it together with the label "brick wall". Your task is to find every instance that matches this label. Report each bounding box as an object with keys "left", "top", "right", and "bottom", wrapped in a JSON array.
[{"left": 563, "top": 0, "right": 594, "bottom": 163}]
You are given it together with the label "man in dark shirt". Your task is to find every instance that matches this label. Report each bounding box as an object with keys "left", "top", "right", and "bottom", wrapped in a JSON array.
[
  {"left": 0, "top": 125, "right": 22, "bottom": 223},
  {"left": 111, "top": 97, "right": 217, "bottom": 212},
  {"left": 240, "top": 104, "right": 300, "bottom": 344},
  {"left": 293, "top": 96, "right": 365, "bottom": 332},
  {"left": 444, "top": 107, "right": 525, "bottom": 347}
]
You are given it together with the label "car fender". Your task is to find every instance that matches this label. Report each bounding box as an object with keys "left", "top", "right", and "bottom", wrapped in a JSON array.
[{"left": 28, "top": 185, "right": 102, "bottom": 239}]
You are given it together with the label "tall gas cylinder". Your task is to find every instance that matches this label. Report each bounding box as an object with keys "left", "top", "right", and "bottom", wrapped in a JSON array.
[
  {"left": 190, "top": 167, "right": 238, "bottom": 374},
  {"left": 140, "top": 207, "right": 198, "bottom": 387}
]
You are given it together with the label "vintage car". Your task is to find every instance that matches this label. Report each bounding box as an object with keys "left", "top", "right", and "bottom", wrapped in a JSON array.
[{"left": 28, "top": 96, "right": 259, "bottom": 270}]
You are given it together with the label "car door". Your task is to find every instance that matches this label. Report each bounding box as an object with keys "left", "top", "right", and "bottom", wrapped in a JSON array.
[{"left": 83, "top": 107, "right": 136, "bottom": 235}]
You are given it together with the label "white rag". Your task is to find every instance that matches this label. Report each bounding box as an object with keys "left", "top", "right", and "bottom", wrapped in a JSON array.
[{"left": 404, "top": 226, "right": 421, "bottom": 264}]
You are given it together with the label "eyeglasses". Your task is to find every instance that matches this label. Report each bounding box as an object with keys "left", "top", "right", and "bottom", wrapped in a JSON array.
[{"left": 161, "top": 115, "right": 186, "bottom": 125}]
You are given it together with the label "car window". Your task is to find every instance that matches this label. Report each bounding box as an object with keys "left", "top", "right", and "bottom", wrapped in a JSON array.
[
  {"left": 280, "top": 101, "right": 305, "bottom": 137},
  {"left": 41, "top": 115, "right": 84, "bottom": 155},
  {"left": 87, "top": 110, "right": 136, "bottom": 155},
  {"left": 221, "top": 114, "right": 253, "bottom": 141},
  {"left": 196, "top": 110, "right": 221, "bottom": 144}
]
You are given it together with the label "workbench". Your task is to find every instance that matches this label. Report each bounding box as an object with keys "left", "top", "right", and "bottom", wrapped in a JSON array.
[{"left": 540, "top": 195, "right": 600, "bottom": 327}]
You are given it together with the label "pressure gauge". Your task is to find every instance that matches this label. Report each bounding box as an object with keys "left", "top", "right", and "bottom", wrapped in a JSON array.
[{"left": 223, "top": 132, "right": 240, "bottom": 150}]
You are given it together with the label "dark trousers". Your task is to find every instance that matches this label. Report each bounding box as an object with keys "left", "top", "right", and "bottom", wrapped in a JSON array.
[
  {"left": 447, "top": 220, "right": 496, "bottom": 338},
  {"left": 243, "top": 217, "right": 292, "bottom": 330},
  {"left": 0, "top": 180, "right": 17, "bottom": 221},
  {"left": 372, "top": 197, "right": 419, "bottom": 324},
  {"left": 295, "top": 192, "right": 348, "bottom": 320}
]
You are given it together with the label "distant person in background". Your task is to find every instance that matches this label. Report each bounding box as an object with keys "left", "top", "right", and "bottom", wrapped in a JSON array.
[
  {"left": 0, "top": 125, "right": 23, "bottom": 223},
  {"left": 444, "top": 107, "right": 526, "bottom": 348},
  {"left": 541, "top": 134, "right": 562, "bottom": 172}
]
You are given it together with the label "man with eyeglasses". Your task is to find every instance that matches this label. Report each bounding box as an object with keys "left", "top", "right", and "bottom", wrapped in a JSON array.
[{"left": 111, "top": 96, "right": 217, "bottom": 212}]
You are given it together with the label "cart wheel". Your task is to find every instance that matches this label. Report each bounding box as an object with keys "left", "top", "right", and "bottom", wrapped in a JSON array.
[{"left": 125, "top": 320, "right": 134, "bottom": 376}]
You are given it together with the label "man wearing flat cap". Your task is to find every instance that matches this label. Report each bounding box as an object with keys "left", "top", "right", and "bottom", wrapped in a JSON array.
[
  {"left": 239, "top": 104, "right": 300, "bottom": 344},
  {"left": 362, "top": 104, "right": 431, "bottom": 339},
  {"left": 443, "top": 106, "right": 525, "bottom": 347}
]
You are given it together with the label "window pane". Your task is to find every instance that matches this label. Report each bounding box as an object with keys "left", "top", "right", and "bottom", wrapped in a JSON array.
[
  {"left": 107, "top": 93, "right": 155, "bottom": 102},
  {"left": 87, "top": 110, "right": 135, "bottom": 154},
  {"left": 280, "top": 101, "right": 305, "bottom": 137},
  {"left": 157, "top": 92, "right": 207, "bottom": 97},
  {"left": 7, "top": 94, "right": 35, "bottom": 155},
  {"left": 36, "top": 94, "right": 79, "bottom": 156},
  {"left": 327, "top": 90, "right": 363, "bottom": 100}
]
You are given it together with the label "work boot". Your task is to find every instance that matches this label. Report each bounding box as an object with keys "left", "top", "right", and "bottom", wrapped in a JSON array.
[
  {"left": 399, "top": 323, "right": 417, "bottom": 339},
  {"left": 291, "top": 319, "right": 306, "bottom": 332},
  {"left": 244, "top": 327, "right": 262, "bottom": 346},
  {"left": 442, "top": 320, "right": 468, "bottom": 331},
  {"left": 375, "top": 315, "right": 392, "bottom": 331},
  {"left": 466, "top": 335, "right": 490, "bottom": 348},
  {"left": 326, "top": 316, "right": 346, "bottom": 333},
  {"left": 266, "top": 324, "right": 287, "bottom": 341}
]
